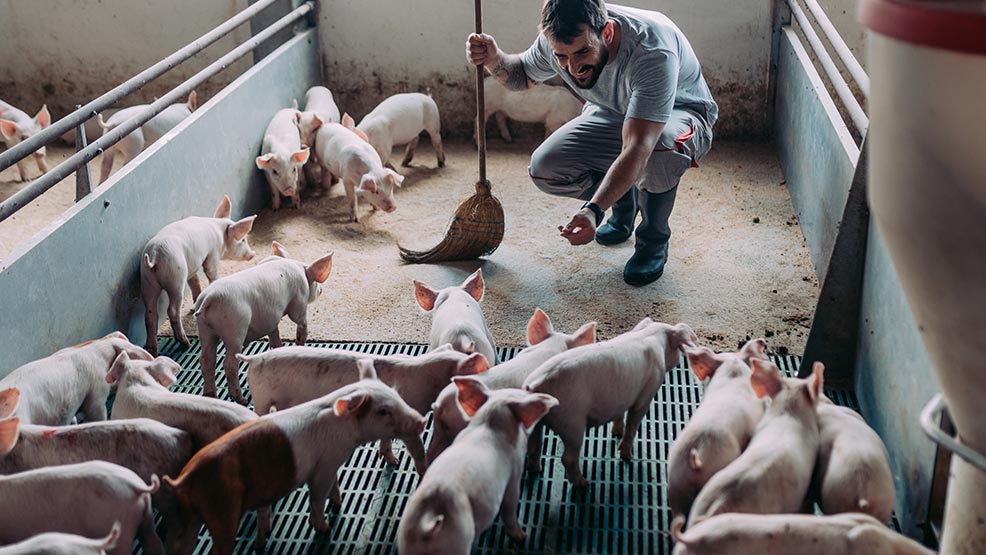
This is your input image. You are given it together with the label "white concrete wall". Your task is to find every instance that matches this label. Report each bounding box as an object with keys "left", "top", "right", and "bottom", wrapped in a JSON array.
[
  {"left": 0, "top": 0, "right": 253, "bottom": 120},
  {"left": 318, "top": 0, "right": 773, "bottom": 138}
]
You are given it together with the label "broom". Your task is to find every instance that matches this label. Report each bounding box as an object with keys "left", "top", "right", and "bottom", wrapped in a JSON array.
[{"left": 398, "top": 0, "right": 504, "bottom": 264}]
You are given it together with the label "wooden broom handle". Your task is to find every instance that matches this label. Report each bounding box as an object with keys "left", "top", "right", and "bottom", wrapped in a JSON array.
[{"left": 475, "top": 0, "right": 488, "bottom": 187}]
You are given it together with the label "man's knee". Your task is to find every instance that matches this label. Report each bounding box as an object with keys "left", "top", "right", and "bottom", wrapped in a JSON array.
[{"left": 528, "top": 142, "right": 588, "bottom": 198}]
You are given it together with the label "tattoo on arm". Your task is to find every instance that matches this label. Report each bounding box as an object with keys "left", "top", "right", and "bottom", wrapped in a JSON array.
[{"left": 489, "top": 54, "right": 536, "bottom": 90}]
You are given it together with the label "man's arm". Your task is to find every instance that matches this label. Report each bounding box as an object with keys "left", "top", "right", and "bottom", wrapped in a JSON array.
[
  {"left": 559, "top": 117, "right": 666, "bottom": 245},
  {"left": 466, "top": 33, "right": 537, "bottom": 91}
]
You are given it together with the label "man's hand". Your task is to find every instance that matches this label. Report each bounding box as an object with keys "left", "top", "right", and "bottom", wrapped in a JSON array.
[
  {"left": 467, "top": 33, "right": 500, "bottom": 67},
  {"left": 559, "top": 208, "right": 597, "bottom": 246}
]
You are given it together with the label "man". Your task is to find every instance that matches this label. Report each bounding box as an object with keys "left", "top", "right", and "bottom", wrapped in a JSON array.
[{"left": 466, "top": 0, "right": 717, "bottom": 285}]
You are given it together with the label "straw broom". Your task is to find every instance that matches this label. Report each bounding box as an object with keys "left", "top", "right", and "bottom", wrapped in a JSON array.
[{"left": 398, "top": 0, "right": 504, "bottom": 264}]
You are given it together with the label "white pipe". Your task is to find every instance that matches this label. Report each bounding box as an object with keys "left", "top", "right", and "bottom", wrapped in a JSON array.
[{"left": 802, "top": 0, "right": 870, "bottom": 96}]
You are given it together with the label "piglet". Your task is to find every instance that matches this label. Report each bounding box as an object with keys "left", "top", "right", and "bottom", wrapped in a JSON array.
[
  {"left": 194, "top": 241, "right": 332, "bottom": 404},
  {"left": 97, "top": 91, "right": 197, "bottom": 183},
  {"left": 356, "top": 92, "right": 445, "bottom": 168},
  {"left": 687, "top": 360, "right": 825, "bottom": 525},
  {"left": 0, "top": 460, "right": 163, "bottom": 555},
  {"left": 670, "top": 512, "right": 934, "bottom": 555},
  {"left": 480, "top": 77, "right": 582, "bottom": 143},
  {"left": 315, "top": 114, "right": 404, "bottom": 222},
  {"left": 106, "top": 351, "right": 257, "bottom": 450},
  {"left": 0, "top": 523, "right": 120, "bottom": 555},
  {"left": 0, "top": 332, "right": 152, "bottom": 425},
  {"left": 297, "top": 86, "right": 341, "bottom": 148},
  {"left": 522, "top": 318, "right": 696, "bottom": 487},
  {"left": 398, "top": 378, "right": 557, "bottom": 554},
  {"left": 164, "top": 359, "right": 426, "bottom": 555},
  {"left": 141, "top": 194, "right": 257, "bottom": 356},
  {"left": 428, "top": 308, "right": 596, "bottom": 462},
  {"left": 814, "top": 397, "right": 896, "bottom": 523},
  {"left": 256, "top": 107, "right": 309, "bottom": 210},
  {"left": 414, "top": 269, "right": 497, "bottom": 365},
  {"left": 667, "top": 339, "right": 768, "bottom": 522},
  {"left": 0, "top": 99, "right": 51, "bottom": 182},
  {"left": 0, "top": 388, "right": 193, "bottom": 555},
  {"left": 241, "top": 344, "right": 489, "bottom": 474}
]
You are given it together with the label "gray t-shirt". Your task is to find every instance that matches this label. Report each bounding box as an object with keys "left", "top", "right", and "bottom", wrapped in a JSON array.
[{"left": 521, "top": 4, "right": 718, "bottom": 127}]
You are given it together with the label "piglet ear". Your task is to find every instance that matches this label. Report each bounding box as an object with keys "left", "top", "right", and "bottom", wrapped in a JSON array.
[
  {"left": 685, "top": 346, "right": 720, "bottom": 381},
  {"left": 526, "top": 308, "right": 553, "bottom": 346},
  {"left": 388, "top": 171, "right": 404, "bottom": 188},
  {"left": 461, "top": 269, "right": 484, "bottom": 303},
  {"left": 106, "top": 351, "right": 131, "bottom": 384},
  {"left": 256, "top": 153, "right": 274, "bottom": 169},
  {"left": 453, "top": 376, "right": 490, "bottom": 418},
  {"left": 342, "top": 113, "right": 355, "bottom": 129},
  {"left": 186, "top": 91, "right": 198, "bottom": 112},
  {"left": 271, "top": 241, "right": 289, "bottom": 258},
  {"left": 214, "top": 194, "right": 232, "bottom": 219},
  {"left": 459, "top": 353, "right": 489, "bottom": 375},
  {"left": 311, "top": 113, "right": 324, "bottom": 129},
  {"left": 632, "top": 317, "right": 654, "bottom": 332},
  {"left": 569, "top": 322, "right": 597, "bottom": 348},
  {"left": 334, "top": 391, "right": 369, "bottom": 416},
  {"left": 148, "top": 357, "right": 178, "bottom": 388},
  {"left": 750, "top": 358, "right": 782, "bottom": 399},
  {"left": 0, "top": 119, "right": 19, "bottom": 140},
  {"left": 292, "top": 147, "right": 310, "bottom": 165},
  {"left": 35, "top": 104, "right": 51, "bottom": 128},
  {"left": 354, "top": 128, "right": 370, "bottom": 142},
  {"left": 807, "top": 362, "right": 825, "bottom": 404},
  {"left": 0, "top": 388, "right": 20, "bottom": 420},
  {"left": 0, "top": 417, "right": 21, "bottom": 456},
  {"left": 229, "top": 216, "right": 256, "bottom": 242},
  {"left": 357, "top": 177, "right": 377, "bottom": 193},
  {"left": 509, "top": 393, "right": 558, "bottom": 432},
  {"left": 306, "top": 252, "right": 333, "bottom": 284},
  {"left": 291, "top": 98, "right": 299, "bottom": 111},
  {"left": 739, "top": 338, "right": 767, "bottom": 362},
  {"left": 421, "top": 514, "right": 444, "bottom": 539},
  {"left": 356, "top": 359, "right": 378, "bottom": 381},
  {"left": 413, "top": 280, "right": 438, "bottom": 312}
]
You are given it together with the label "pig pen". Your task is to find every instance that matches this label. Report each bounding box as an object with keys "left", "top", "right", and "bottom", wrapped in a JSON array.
[{"left": 0, "top": 2, "right": 946, "bottom": 552}]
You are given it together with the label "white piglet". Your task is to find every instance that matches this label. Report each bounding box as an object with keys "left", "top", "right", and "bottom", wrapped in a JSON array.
[
  {"left": 413, "top": 269, "right": 497, "bottom": 365},
  {"left": 97, "top": 91, "right": 197, "bottom": 183},
  {"left": 523, "top": 318, "right": 697, "bottom": 487},
  {"left": 0, "top": 332, "right": 152, "bottom": 425},
  {"left": 0, "top": 99, "right": 51, "bottom": 181},
  {"left": 398, "top": 378, "right": 557, "bottom": 554},
  {"left": 297, "top": 86, "right": 341, "bottom": 148},
  {"left": 357, "top": 92, "right": 445, "bottom": 168},
  {"left": 0, "top": 523, "right": 120, "bottom": 555},
  {"left": 316, "top": 114, "right": 404, "bottom": 222},
  {"left": 194, "top": 241, "right": 333, "bottom": 404},
  {"left": 257, "top": 108, "right": 309, "bottom": 210},
  {"left": 141, "top": 194, "right": 257, "bottom": 356},
  {"left": 428, "top": 308, "right": 596, "bottom": 462},
  {"left": 0, "top": 461, "right": 163, "bottom": 555},
  {"left": 480, "top": 77, "right": 583, "bottom": 143}
]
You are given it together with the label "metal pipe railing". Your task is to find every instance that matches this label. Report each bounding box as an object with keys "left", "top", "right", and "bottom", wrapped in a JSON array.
[
  {"left": 0, "top": 0, "right": 280, "bottom": 174},
  {"left": 802, "top": 0, "right": 870, "bottom": 97},
  {"left": 0, "top": 1, "right": 314, "bottom": 223},
  {"left": 787, "top": 0, "right": 869, "bottom": 133}
]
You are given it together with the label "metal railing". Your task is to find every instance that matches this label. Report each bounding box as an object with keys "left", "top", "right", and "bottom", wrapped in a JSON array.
[
  {"left": 785, "top": 0, "right": 869, "bottom": 135},
  {"left": 0, "top": 0, "right": 313, "bottom": 223}
]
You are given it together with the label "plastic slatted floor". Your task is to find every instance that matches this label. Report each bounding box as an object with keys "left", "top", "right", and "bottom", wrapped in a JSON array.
[{"left": 132, "top": 338, "right": 892, "bottom": 554}]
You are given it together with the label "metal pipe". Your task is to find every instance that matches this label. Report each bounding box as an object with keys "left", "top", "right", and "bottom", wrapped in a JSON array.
[
  {"left": 73, "top": 105, "right": 93, "bottom": 202},
  {"left": 787, "top": 0, "right": 869, "bottom": 133},
  {"left": 801, "top": 0, "right": 870, "bottom": 96},
  {"left": 920, "top": 393, "right": 986, "bottom": 473},
  {"left": 0, "top": 1, "right": 313, "bottom": 223},
  {"left": 0, "top": 0, "right": 280, "bottom": 173}
]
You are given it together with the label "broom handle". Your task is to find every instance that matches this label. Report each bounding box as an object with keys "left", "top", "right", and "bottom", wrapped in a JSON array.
[{"left": 475, "top": 0, "right": 488, "bottom": 189}]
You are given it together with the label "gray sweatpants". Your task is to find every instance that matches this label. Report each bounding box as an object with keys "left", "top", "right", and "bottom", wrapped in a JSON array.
[{"left": 528, "top": 103, "right": 713, "bottom": 199}]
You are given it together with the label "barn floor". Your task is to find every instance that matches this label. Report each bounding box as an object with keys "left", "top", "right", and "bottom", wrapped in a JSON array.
[{"left": 0, "top": 138, "right": 818, "bottom": 353}]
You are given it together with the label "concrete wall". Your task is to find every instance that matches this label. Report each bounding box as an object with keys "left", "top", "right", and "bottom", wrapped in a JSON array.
[
  {"left": 0, "top": 0, "right": 253, "bottom": 120},
  {"left": 774, "top": 24, "right": 936, "bottom": 537},
  {"left": 318, "top": 0, "right": 773, "bottom": 139},
  {"left": 0, "top": 29, "right": 320, "bottom": 375}
]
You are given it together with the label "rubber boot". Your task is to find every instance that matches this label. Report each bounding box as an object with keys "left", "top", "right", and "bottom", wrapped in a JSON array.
[
  {"left": 594, "top": 188, "right": 638, "bottom": 245},
  {"left": 624, "top": 187, "right": 676, "bottom": 286}
]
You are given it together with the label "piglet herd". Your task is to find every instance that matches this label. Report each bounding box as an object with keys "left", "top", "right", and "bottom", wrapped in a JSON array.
[{"left": 0, "top": 87, "right": 931, "bottom": 555}]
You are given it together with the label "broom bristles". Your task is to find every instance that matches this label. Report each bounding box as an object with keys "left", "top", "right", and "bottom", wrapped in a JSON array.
[{"left": 399, "top": 184, "right": 504, "bottom": 264}]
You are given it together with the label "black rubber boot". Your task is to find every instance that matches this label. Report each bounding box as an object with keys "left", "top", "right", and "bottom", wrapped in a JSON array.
[
  {"left": 594, "top": 188, "right": 638, "bottom": 245},
  {"left": 624, "top": 187, "right": 677, "bottom": 286}
]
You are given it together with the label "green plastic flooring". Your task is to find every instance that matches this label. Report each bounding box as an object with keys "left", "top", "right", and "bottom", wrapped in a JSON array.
[{"left": 125, "top": 338, "right": 896, "bottom": 554}]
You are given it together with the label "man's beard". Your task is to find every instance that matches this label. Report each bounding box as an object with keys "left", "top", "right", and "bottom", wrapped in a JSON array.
[{"left": 570, "top": 46, "right": 609, "bottom": 89}]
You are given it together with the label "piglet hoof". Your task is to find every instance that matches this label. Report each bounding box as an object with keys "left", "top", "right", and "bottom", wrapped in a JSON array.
[
  {"left": 144, "top": 344, "right": 159, "bottom": 357},
  {"left": 618, "top": 441, "right": 633, "bottom": 461},
  {"left": 202, "top": 389, "right": 218, "bottom": 399},
  {"left": 231, "top": 394, "right": 249, "bottom": 407},
  {"left": 177, "top": 336, "right": 191, "bottom": 349},
  {"left": 380, "top": 452, "right": 400, "bottom": 467},
  {"left": 438, "top": 159, "right": 446, "bottom": 168},
  {"left": 525, "top": 458, "right": 543, "bottom": 477},
  {"left": 310, "top": 515, "right": 331, "bottom": 534},
  {"left": 567, "top": 474, "right": 590, "bottom": 490},
  {"left": 506, "top": 526, "right": 527, "bottom": 543}
]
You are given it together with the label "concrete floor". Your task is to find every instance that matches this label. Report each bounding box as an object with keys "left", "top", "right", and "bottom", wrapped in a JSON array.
[{"left": 0, "top": 139, "right": 818, "bottom": 354}]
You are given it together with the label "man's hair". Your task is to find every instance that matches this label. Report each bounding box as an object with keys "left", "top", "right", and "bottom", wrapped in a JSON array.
[{"left": 540, "top": 0, "right": 608, "bottom": 44}]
